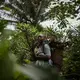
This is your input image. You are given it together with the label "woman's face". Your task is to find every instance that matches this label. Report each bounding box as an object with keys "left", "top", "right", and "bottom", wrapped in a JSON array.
[{"left": 38, "top": 36, "right": 44, "bottom": 41}]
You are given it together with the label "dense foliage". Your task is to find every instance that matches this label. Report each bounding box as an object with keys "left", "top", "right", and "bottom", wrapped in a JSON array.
[
  {"left": 0, "top": 0, "right": 80, "bottom": 80},
  {"left": 63, "top": 25, "right": 80, "bottom": 79},
  {"left": 0, "top": 20, "right": 65, "bottom": 80}
]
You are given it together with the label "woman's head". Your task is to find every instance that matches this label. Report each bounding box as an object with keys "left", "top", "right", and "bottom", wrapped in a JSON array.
[{"left": 38, "top": 34, "right": 46, "bottom": 41}]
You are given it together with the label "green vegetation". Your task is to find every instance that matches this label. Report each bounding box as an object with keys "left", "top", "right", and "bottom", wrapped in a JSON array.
[{"left": 0, "top": 0, "right": 80, "bottom": 80}]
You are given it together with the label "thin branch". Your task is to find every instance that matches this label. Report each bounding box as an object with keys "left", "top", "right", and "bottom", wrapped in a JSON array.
[
  {"left": 20, "top": 1, "right": 33, "bottom": 23},
  {"left": 66, "top": 19, "right": 80, "bottom": 34},
  {"left": 0, "top": 18, "right": 19, "bottom": 23}
]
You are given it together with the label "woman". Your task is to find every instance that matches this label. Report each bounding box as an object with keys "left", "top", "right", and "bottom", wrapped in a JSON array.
[{"left": 34, "top": 34, "right": 52, "bottom": 67}]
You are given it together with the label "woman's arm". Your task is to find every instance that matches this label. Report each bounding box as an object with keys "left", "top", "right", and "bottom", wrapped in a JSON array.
[{"left": 35, "top": 55, "right": 51, "bottom": 61}]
